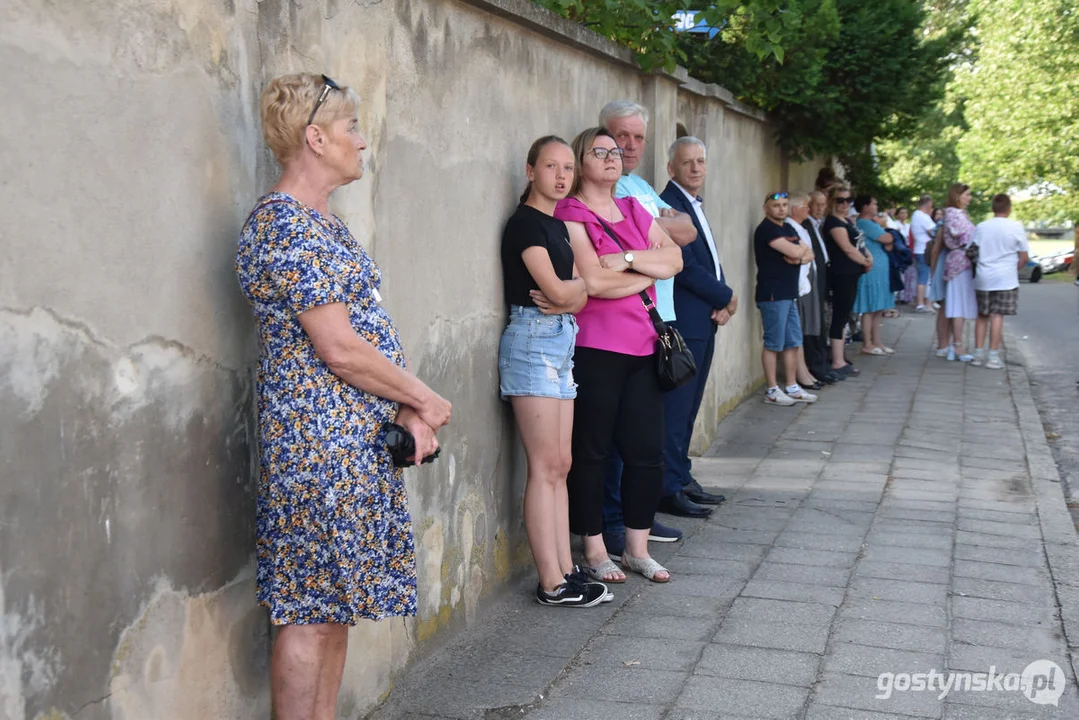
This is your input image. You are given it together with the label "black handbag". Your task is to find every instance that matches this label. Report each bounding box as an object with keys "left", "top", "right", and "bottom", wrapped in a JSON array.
[{"left": 596, "top": 219, "right": 697, "bottom": 391}]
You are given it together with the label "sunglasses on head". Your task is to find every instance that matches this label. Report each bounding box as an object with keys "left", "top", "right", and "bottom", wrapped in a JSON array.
[
  {"left": 307, "top": 74, "right": 341, "bottom": 127},
  {"left": 766, "top": 192, "right": 789, "bottom": 201}
]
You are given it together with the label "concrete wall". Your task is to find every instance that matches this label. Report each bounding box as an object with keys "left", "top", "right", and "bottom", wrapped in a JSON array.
[{"left": 0, "top": 1, "right": 812, "bottom": 717}]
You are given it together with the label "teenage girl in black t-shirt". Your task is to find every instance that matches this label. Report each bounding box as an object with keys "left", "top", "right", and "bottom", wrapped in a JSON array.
[{"left": 497, "top": 136, "right": 607, "bottom": 608}]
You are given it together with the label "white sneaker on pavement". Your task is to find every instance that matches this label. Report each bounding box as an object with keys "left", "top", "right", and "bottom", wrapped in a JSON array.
[
  {"left": 764, "top": 387, "right": 796, "bottom": 406},
  {"left": 985, "top": 351, "right": 1004, "bottom": 370},
  {"left": 935, "top": 346, "right": 950, "bottom": 358},
  {"left": 785, "top": 385, "right": 818, "bottom": 403},
  {"left": 970, "top": 348, "right": 985, "bottom": 367}
]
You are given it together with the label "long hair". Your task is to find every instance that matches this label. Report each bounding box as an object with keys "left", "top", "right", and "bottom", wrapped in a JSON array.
[
  {"left": 519, "top": 135, "right": 571, "bottom": 205},
  {"left": 946, "top": 183, "right": 971, "bottom": 208},
  {"left": 825, "top": 184, "right": 851, "bottom": 217},
  {"left": 569, "top": 127, "right": 618, "bottom": 198}
]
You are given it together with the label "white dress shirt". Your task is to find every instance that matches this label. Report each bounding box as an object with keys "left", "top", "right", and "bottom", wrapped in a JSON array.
[
  {"left": 786, "top": 218, "right": 814, "bottom": 297},
  {"left": 672, "top": 181, "right": 722, "bottom": 280}
]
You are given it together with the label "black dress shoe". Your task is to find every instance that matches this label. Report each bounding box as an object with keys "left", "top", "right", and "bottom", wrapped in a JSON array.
[
  {"left": 684, "top": 480, "right": 726, "bottom": 505},
  {"left": 658, "top": 491, "right": 713, "bottom": 518}
]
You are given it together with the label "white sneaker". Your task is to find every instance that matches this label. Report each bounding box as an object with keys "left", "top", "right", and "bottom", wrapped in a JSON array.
[
  {"left": 915, "top": 305, "right": 934, "bottom": 313},
  {"left": 786, "top": 386, "right": 818, "bottom": 403},
  {"left": 764, "top": 388, "right": 796, "bottom": 406},
  {"left": 985, "top": 351, "right": 1004, "bottom": 370},
  {"left": 935, "top": 346, "right": 950, "bottom": 358},
  {"left": 970, "top": 348, "right": 985, "bottom": 367}
]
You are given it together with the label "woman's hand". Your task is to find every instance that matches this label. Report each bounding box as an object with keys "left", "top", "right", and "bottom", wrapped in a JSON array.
[
  {"left": 864, "top": 255, "right": 874, "bottom": 271},
  {"left": 417, "top": 389, "right": 452, "bottom": 430},
  {"left": 396, "top": 406, "right": 440, "bottom": 464},
  {"left": 598, "top": 252, "right": 630, "bottom": 272}
]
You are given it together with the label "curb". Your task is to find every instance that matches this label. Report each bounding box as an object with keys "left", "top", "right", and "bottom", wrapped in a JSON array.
[{"left": 1005, "top": 352, "right": 1079, "bottom": 685}]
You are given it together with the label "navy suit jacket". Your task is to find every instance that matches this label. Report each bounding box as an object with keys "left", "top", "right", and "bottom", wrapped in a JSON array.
[{"left": 660, "top": 181, "right": 734, "bottom": 340}]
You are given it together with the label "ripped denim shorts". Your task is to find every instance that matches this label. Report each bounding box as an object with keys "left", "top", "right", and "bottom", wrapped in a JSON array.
[{"left": 498, "top": 305, "right": 578, "bottom": 400}]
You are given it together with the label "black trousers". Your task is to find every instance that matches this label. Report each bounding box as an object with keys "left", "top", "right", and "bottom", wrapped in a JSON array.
[
  {"left": 829, "top": 271, "right": 860, "bottom": 340},
  {"left": 568, "top": 347, "right": 664, "bottom": 535}
]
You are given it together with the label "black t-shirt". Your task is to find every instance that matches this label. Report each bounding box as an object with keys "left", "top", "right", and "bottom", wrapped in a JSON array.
[
  {"left": 500, "top": 205, "right": 575, "bottom": 307},
  {"left": 753, "top": 218, "right": 801, "bottom": 302},
  {"left": 823, "top": 215, "right": 863, "bottom": 276}
]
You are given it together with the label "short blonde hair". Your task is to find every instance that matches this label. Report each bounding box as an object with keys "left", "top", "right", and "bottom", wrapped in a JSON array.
[
  {"left": 260, "top": 73, "right": 360, "bottom": 164},
  {"left": 789, "top": 191, "right": 810, "bottom": 208}
]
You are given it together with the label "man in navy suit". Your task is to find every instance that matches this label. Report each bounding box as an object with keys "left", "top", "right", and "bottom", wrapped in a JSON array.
[{"left": 658, "top": 137, "right": 736, "bottom": 515}]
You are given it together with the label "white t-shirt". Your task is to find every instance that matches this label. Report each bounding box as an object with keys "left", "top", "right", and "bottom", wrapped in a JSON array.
[
  {"left": 972, "top": 217, "right": 1029, "bottom": 291},
  {"left": 910, "top": 209, "right": 936, "bottom": 255}
]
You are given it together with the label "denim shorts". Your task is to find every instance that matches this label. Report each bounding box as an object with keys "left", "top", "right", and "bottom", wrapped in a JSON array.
[
  {"left": 498, "top": 306, "right": 578, "bottom": 400},
  {"left": 757, "top": 299, "right": 803, "bottom": 352},
  {"left": 914, "top": 253, "right": 931, "bottom": 285}
]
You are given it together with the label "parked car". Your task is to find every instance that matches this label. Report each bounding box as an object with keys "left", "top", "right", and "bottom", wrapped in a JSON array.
[
  {"left": 1036, "top": 249, "right": 1074, "bottom": 275},
  {"left": 1020, "top": 258, "right": 1043, "bottom": 283}
]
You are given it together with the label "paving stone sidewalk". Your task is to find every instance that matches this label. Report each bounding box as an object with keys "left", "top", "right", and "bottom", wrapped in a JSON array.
[{"left": 368, "top": 315, "right": 1079, "bottom": 720}]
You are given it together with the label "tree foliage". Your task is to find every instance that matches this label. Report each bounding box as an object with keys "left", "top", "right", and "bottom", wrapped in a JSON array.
[
  {"left": 534, "top": 1, "right": 831, "bottom": 72},
  {"left": 956, "top": 0, "right": 1079, "bottom": 222}
]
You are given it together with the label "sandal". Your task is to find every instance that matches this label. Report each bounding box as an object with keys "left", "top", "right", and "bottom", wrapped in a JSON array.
[
  {"left": 881, "top": 346, "right": 895, "bottom": 354},
  {"left": 584, "top": 558, "right": 626, "bottom": 584},
  {"left": 621, "top": 554, "right": 670, "bottom": 583},
  {"left": 883, "top": 309, "right": 899, "bottom": 318}
]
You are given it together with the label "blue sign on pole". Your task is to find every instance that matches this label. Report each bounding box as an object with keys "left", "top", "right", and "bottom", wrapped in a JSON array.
[{"left": 673, "top": 10, "right": 720, "bottom": 38}]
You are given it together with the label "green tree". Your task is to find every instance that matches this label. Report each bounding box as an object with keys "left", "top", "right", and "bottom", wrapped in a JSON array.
[
  {"left": 534, "top": 1, "right": 831, "bottom": 72},
  {"left": 956, "top": 0, "right": 1079, "bottom": 223}
]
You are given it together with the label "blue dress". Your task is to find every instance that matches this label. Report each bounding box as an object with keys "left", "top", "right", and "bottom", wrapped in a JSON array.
[
  {"left": 852, "top": 219, "right": 896, "bottom": 314},
  {"left": 235, "top": 192, "right": 417, "bottom": 625}
]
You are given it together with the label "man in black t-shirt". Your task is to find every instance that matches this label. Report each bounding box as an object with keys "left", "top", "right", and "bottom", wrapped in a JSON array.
[{"left": 753, "top": 193, "right": 818, "bottom": 406}]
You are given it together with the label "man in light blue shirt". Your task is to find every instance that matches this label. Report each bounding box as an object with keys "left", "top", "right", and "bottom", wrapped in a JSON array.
[{"left": 597, "top": 101, "right": 700, "bottom": 559}]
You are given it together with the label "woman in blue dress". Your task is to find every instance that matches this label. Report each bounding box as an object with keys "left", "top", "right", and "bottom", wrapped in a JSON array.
[
  {"left": 235, "top": 73, "right": 452, "bottom": 720},
  {"left": 852, "top": 195, "right": 896, "bottom": 355}
]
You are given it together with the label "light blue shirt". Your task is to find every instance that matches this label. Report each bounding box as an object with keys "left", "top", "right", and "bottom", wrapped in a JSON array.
[{"left": 615, "top": 174, "right": 676, "bottom": 321}]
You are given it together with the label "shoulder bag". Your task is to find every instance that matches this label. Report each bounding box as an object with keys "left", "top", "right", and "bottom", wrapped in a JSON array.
[{"left": 596, "top": 219, "right": 697, "bottom": 391}]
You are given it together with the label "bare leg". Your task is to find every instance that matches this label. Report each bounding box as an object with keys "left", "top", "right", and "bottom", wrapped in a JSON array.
[
  {"left": 989, "top": 314, "right": 1005, "bottom": 350},
  {"left": 872, "top": 312, "right": 884, "bottom": 348},
  {"left": 272, "top": 624, "right": 347, "bottom": 720},
  {"left": 916, "top": 284, "right": 926, "bottom": 308},
  {"left": 796, "top": 347, "right": 816, "bottom": 385},
  {"left": 582, "top": 534, "right": 624, "bottom": 582},
  {"left": 512, "top": 396, "right": 573, "bottom": 591},
  {"left": 623, "top": 527, "right": 669, "bottom": 581},
  {"left": 975, "top": 314, "right": 989, "bottom": 351},
  {"left": 951, "top": 317, "right": 967, "bottom": 354},
  {"left": 762, "top": 348, "right": 778, "bottom": 387},
  {"left": 313, "top": 626, "right": 348, "bottom": 720},
  {"left": 830, "top": 337, "right": 848, "bottom": 369},
  {"left": 861, "top": 313, "right": 876, "bottom": 351},
  {"left": 936, "top": 303, "right": 950, "bottom": 349},
  {"left": 555, "top": 399, "right": 574, "bottom": 575},
  {"left": 782, "top": 347, "right": 799, "bottom": 388}
]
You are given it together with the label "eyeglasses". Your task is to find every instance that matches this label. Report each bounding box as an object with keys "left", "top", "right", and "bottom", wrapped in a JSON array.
[
  {"left": 766, "top": 192, "right": 789, "bottom": 201},
  {"left": 306, "top": 75, "right": 341, "bottom": 127},
  {"left": 589, "top": 147, "right": 625, "bottom": 161},
  {"left": 835, "top": 196, "right": 853, "bottom": 204}
]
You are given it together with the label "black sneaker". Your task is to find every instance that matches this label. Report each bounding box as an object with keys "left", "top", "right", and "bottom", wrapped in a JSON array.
[
  {"left": 567, "top": 565, "right": 614, "bottom": 603},
  {"left": 535, "top": 578, "right": 606, "bottom": 608}
]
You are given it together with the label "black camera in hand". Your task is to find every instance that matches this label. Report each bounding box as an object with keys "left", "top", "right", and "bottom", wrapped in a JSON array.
[{"left": 383, "top": 422, "right": 441, "bottom": 468}]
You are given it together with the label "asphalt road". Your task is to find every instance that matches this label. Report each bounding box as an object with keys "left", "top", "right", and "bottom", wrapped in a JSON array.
[{"left": 1008, "top": 277, "right": 1079, "bottom": 507}]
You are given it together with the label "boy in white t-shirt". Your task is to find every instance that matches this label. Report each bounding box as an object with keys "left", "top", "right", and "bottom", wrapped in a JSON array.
[{"left": 971, "top": 193, "right": 1029, "bottom": 369}]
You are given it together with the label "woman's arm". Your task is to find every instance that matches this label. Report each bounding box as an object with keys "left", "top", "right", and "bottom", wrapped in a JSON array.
[
  {"left": 829, "top": 224, "right": 871, "bottom": 268},
  {"left": 299, "top": 303, "right": 452, "bottom": 429},
  {"left": 531, "top": 263, "right": 589, "bottom": 315},
  {"left": 568, "top": 221, "right": 656, "bottom": 299},
  {"left": 929, "top": 225, "right": 944, "bottom": 269},
  {"left": 521, "top": 247, "right": 587, "bottom": 308},
  {"left": 599, "top": 219, "right": 683, "bottom": 279}
]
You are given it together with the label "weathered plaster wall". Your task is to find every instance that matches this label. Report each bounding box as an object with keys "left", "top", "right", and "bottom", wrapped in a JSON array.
[{"left": 1, "top": 1, "right": 798, "bottom": 718}]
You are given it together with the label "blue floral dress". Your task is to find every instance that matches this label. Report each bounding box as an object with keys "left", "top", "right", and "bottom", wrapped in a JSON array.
[{"left": 235, "top": 192, "right": 416, "bottom": 625}]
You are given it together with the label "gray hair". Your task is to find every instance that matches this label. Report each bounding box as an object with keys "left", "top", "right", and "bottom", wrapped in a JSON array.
[
  {"left": 667, "top": 136, "right": 707, "bottom": 163},
  {"left": 917, "top": 194, "right": 933, "bottom": 208},
  {"left": 789, "top": 191, "right": 811, "bottom": 208},
  {"left": 599, "top": 101, "right": 650, "bottom": 131}
]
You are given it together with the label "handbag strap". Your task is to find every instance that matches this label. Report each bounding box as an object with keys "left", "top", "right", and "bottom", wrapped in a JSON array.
[{"left": 593, "top": 216, "right": 668, "bottom": 335}]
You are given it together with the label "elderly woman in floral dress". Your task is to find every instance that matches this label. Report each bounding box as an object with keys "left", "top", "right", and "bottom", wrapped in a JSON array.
[
  {"left": 942, "top": 183, "right": 977, "bottom": 362},
  {"left": 236, "top": 73, "right": 451, "bottom": 720}
]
